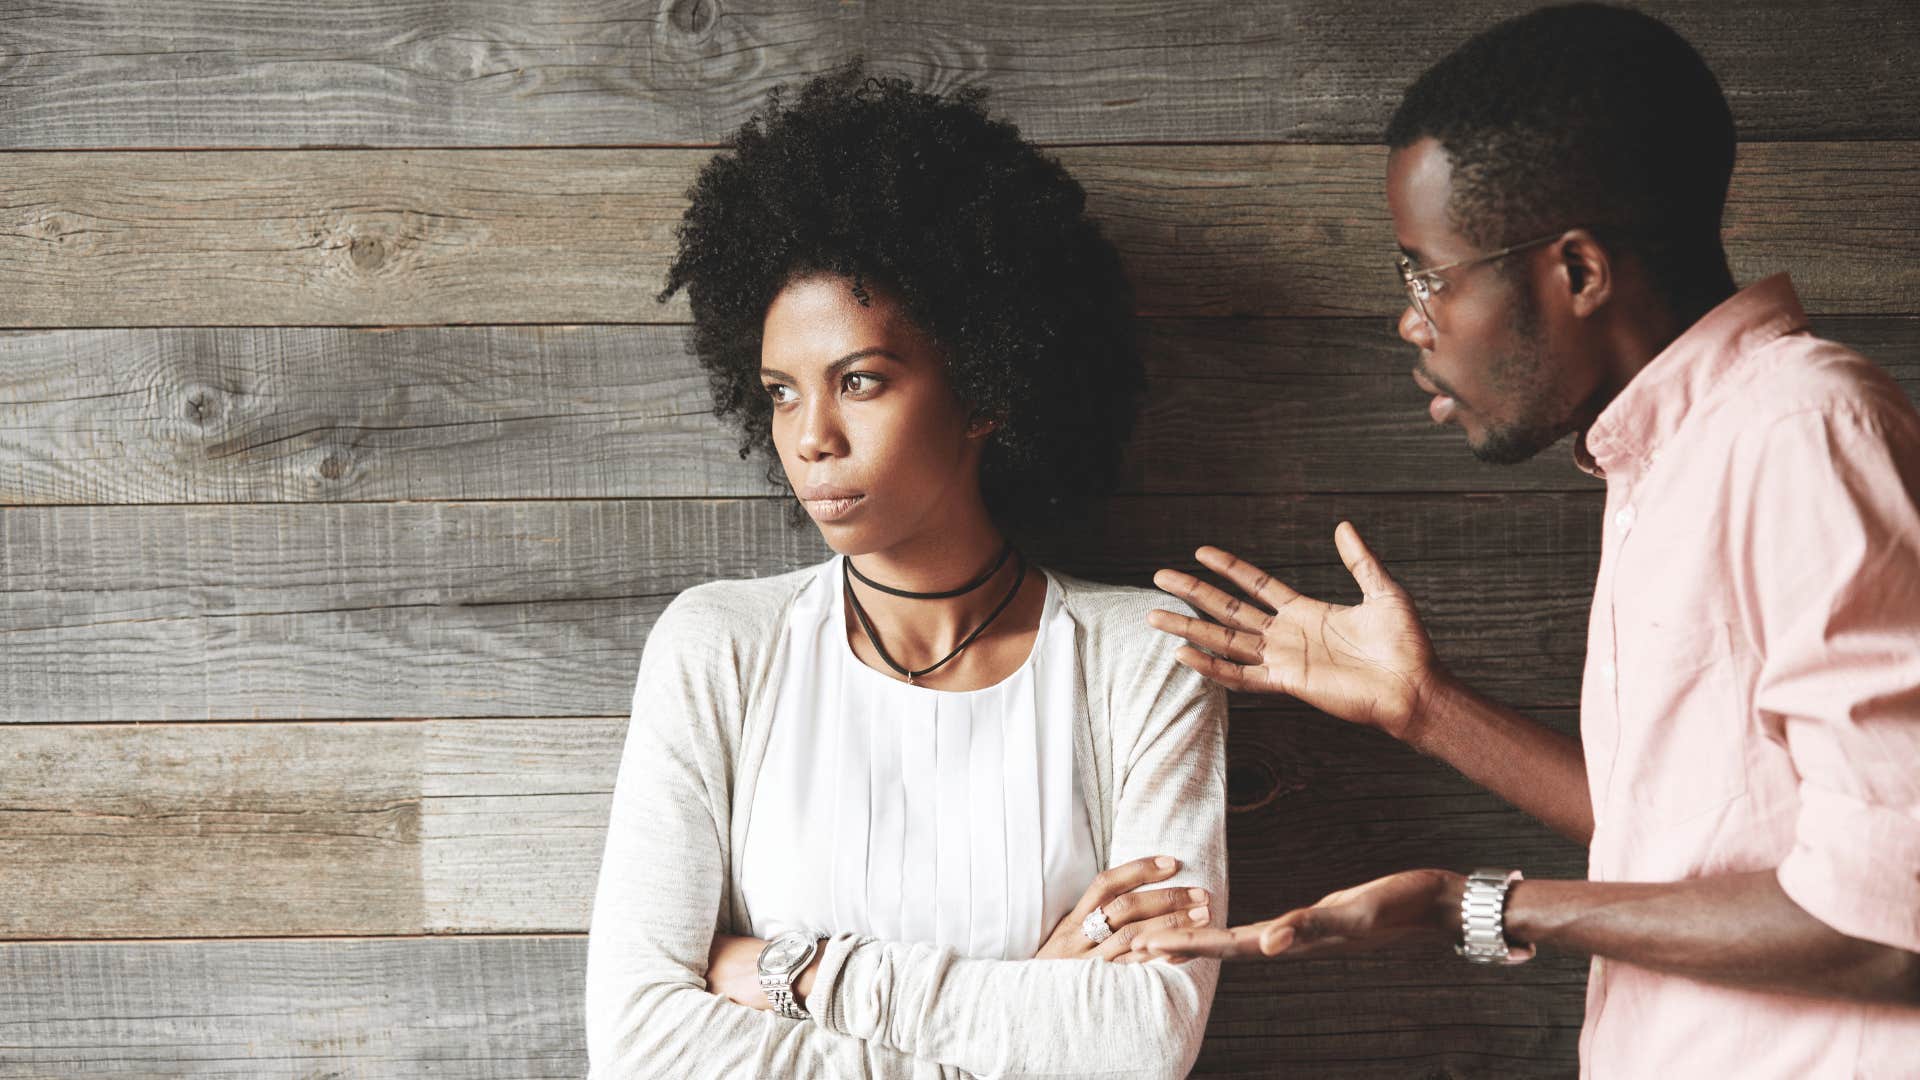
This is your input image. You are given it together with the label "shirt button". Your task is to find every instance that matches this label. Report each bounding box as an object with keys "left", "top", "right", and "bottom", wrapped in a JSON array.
[
  {"left": 1614, "top": 506, "right": 1636, "bottom": 534},
  {"left": 1599, "top": 660, "right": 1617, "bottom": 687}
]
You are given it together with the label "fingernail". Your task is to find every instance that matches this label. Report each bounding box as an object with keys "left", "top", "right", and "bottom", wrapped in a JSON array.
[
  {"left": 1190, "top": 906, "right": 1210, "bottom": 924},
  {"left": 1156, "top": 856, "right": 1177, "bottom": 870},
  {"left": 1187, "top": 888, "right": 1207, "bottom": 904}
]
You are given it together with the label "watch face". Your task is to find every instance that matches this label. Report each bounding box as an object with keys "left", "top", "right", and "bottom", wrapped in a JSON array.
[{"left": 761, "top": 933, "right": 815, "bottom": 973}]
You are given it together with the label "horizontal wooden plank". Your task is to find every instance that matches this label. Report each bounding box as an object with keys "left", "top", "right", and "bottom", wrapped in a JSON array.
[
  {"left": 1, "top": 143, "right": 1914, "bottom": 325},
  {"left": 0, "top": 707, "right": 1581, "bottom": 938},
  {"left": 0, "top": 324, "right": 769, "bottom": 504},
  {"left": 5, "top": 317, "right": 1914, "bottom": 504},
  {"left": 0, "top": 937, "right": 586, "bottom": 1079},
  {"left": 0, "top": 937, "right": 1582, "bottom": 1077},
  {"left": 1, "top": 0, "right": 1912, "bottom": 147},
  {"left": 0, "top": 495, "right": 1601, "bottom": 720}
]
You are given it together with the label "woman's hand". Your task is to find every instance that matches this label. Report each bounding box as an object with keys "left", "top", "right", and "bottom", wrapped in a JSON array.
[
  {"left": 1035, "top": 855, "right": 1213, "bottom": 962},
  {"left": 1147, "top": 524, "right": 1443, "bottom": 741}
]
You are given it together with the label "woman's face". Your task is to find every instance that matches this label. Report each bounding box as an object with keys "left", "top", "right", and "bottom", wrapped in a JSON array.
[{"left": 759, "top": 274, "right": 994, "bottom": 555}]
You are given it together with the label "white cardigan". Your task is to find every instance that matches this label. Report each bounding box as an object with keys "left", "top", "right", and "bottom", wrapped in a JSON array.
[{"left": 585, "top": 561, "right": 1228, "bottom": 1079}]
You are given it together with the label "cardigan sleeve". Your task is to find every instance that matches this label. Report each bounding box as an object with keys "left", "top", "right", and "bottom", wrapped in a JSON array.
[
  {"left": 805, "top": 594, "right": 1229, "bottom": 1080},
  {"left": 583, "top": 586, "right": 936, "bottom": 1079}
]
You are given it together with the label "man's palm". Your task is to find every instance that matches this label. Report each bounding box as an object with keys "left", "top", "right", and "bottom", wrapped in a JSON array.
[{"left": 1148, "top": 522, "right": 1436, "bottom": 735}]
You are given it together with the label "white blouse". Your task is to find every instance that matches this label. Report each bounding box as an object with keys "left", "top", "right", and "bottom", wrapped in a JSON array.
[{"left": 738, "top": 556, "right": 1099, "bottom": 961}]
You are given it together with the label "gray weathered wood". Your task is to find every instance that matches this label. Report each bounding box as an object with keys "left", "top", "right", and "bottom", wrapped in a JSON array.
[
  {"left": 0, "top": 495, "right": 1601, "bottom": 721},
  {"left": 0, "top": 0, "right": 1912, "bottom": 148},
  {"left": 0, "top": 936, "right": 1582, "bottom": 1077},
  {"left": 5, "top": 318, "right": 1913, "bottom": 504},
  {"left": 2, "top": 143, "right": 1914, "bottom": 326},
  {"left": 0, "top": 324, "right": 768, "bottom": 504},
  {"left": 0, "top": 937, "right": 587, "bottom": 1079},
  {"left": 0, "top": 707, "right": 1580, "bottom": 939}
]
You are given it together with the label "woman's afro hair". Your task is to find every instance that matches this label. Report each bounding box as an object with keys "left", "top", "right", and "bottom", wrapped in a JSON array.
[{"left": 659, "top": 63, "right": 1141, "bottom": 530}]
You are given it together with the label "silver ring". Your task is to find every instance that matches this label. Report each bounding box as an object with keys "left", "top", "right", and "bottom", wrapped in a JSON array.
[{"left": 1081, "top": 906, "right": 1114, "bottom": 944}]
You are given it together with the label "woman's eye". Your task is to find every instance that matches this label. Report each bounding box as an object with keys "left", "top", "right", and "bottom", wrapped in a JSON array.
[
  {"left": 843, "top": 372, "right": 880, "bottom": 395},
  {"left": 764, "top": 383, "right": 795, "bottom": 404}
]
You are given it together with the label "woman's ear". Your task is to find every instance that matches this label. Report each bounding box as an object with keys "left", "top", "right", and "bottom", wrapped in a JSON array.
[{"left": 966, "top": 413, "right": 1000, "bottom": 439}]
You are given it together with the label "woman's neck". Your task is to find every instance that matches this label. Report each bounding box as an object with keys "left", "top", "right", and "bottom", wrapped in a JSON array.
[{"left": 844, "top": 516, "right": 1032, "bottom": 662}]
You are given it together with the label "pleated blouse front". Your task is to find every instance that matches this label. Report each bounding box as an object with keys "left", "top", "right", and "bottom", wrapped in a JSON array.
[{"left": 738, "top": 556, "right": 1099, "bottom": 962}]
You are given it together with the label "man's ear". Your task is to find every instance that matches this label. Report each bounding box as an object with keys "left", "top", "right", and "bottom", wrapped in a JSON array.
[{"left": 1555, "top": 228, "right": 1613, "bottom": 317}]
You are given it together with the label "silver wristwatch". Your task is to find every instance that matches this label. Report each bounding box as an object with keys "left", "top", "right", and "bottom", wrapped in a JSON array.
[
  {"left": 1456, "top": 868, "right": 1536, "bottom": 965},
  {"left": 757, "top": 930, "right": 826, "bottom": 1020}
]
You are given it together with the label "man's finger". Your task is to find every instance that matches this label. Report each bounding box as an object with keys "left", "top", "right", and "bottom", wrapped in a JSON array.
[
  {"left": 1170, "top": 646, "right": 1266, "bottom": 693},
  {"left": 1151, "top": 569, "right": 1273, "bottom": 631},
  {"left": 1146, "top": 609, "right": 1264, "bottom": 664},
  {"left": 1193, "top": 547, "right": 1306, "bottom": 611},
  {"left": 1333, "top": 521, "right": 1403, "bottom": 600}
]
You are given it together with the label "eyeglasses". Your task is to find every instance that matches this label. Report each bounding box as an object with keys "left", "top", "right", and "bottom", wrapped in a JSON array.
[{"left": 1395, "top": 231, "right": 1565, "bottom": 326}]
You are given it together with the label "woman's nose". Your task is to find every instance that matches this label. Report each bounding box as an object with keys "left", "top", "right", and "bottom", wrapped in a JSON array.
[{"left": 794, "top": 398, "right": 844, "bottom": 461}]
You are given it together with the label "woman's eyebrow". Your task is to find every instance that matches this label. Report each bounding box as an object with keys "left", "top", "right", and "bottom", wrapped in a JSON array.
[
  {"left": 760, "top": 347, "right": 904, "bottom": 383},
  {"left": 829, "top": 347, "right": 902, "bottom": 374}
]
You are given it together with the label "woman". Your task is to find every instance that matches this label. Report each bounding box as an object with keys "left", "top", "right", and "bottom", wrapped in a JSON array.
[{"left": 585, "top": 66, "right": 1226, "bottom": 1079}]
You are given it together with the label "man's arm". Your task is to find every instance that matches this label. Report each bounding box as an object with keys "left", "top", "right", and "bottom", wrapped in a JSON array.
[
  {"left": 1133, "top": 866, "right": 1920, "bottom": 1008},
  {"left": 1148, "top": 523, "right": 1592, "bottom": 843},
  {"left": 1506, "top": 871, "right": 1920, "bottom": 1005}
]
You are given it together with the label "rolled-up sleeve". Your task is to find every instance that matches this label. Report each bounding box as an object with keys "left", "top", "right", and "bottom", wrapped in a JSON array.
[{"left": 1744, "top": 400, "right": 1920, "bottom": 951}]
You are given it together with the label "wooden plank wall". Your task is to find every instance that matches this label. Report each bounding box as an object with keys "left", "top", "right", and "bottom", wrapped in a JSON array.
[{"left": 2, "top": 3, "right": 1915, "bottom": 1076}]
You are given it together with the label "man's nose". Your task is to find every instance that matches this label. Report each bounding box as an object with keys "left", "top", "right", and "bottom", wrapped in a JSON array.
[{"left": 1397, "top": 303, "right": 1434, "bottom": 350}]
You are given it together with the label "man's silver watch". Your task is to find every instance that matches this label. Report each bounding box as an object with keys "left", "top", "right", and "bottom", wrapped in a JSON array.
[
  {"left": 757, "top": 930, "right": 826, "bottom": 1020},
  {"left": 1456, "top": 868, "right": 1536, "bottom": 965}
]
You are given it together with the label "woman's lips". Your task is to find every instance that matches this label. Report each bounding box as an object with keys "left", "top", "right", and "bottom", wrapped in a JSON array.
[{"left": 802, "top": 493, "right": 865, "bottom": 522}]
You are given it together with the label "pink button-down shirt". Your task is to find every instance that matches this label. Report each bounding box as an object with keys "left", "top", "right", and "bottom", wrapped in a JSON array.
[{"left": 1574, "top": 275, "right": 1920, "bottom": 1077}]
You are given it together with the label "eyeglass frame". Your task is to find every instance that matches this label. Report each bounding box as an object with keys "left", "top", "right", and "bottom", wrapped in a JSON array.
[{"left": 1395, "top": 230, "right": 1567, "bottom": 326}]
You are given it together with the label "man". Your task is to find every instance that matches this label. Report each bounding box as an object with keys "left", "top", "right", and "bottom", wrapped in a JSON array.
[{"left": 1134, "top": 4, "right": 1920, "bottom": 1075}]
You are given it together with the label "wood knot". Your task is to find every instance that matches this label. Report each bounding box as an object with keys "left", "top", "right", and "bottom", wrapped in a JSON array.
[
  {"left": 26, "top": 211, "right": 83, "bottom": 246},
  {"left": 316, "top": 448, "right": 353, "bottom": 481},
  {"left": 348, "top": 234, "right": 386, "bottom": 271},
  {"left": 1226, "top": 758, "right": 1282, "bottom": 814},
  {"left": 181, "top": 385, "right": 227, "bottom": 427},
  {"left": 666, "top": 0, "right": 716, "bottom": 35}
]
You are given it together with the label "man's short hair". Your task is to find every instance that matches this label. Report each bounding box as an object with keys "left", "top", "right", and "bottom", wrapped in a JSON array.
[{"left": 1385, "top": 3, "right": 1736, "bottom": 315}]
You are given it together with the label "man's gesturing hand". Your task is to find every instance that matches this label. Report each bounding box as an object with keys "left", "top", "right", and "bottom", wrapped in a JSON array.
[
  {"left": 1128, "top": 870, "right": 1463, "bottom": 963},
  {"left": 1146, "top": 522, "right": 1441, "bottom": 740}
]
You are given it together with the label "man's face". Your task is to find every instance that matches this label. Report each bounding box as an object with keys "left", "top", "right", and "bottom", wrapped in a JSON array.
[{"left": 1386, "top": 137, "right": 1595, "bottom": 464}]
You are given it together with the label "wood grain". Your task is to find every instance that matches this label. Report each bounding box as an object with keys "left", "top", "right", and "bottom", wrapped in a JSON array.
[
  {"left": 0, "top": 936, "right": 1584, "bottom": 1078},
  {"left": 0, "top": 495, "right": 1602, "bottom": 721},
  {"left": 0, "top": 937, "right": 587, "bottom": 1079},
  {"left": 0, "top": 708, "right": 1580, "bottom": 939},
  {"left": 2, "top": 143, "right": 1914, "bottom": 325},
  {"left": 1, "top": 0, "right": 1912, "bottom": 147},
  {"left": 5, "top": 318, "right": 1913, "bottom": 504}
]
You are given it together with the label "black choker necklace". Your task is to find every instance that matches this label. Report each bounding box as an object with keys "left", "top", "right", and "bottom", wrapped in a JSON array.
[
  {"left": 843, "top": 549, "right": 1027, "bottom": 684},
  {"left": 846, "top": 542, "right": 1013, "bottom": 599}
]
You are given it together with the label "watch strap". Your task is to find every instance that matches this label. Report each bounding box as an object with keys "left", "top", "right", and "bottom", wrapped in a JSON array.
[
  {"left": 758, "top": 930, "right": 826, "bottom": 1020},
  {"left": 1456, "top": 868, "right": 1535, "bottom": 965}
]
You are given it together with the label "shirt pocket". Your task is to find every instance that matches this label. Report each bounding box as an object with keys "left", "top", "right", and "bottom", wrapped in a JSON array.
[{"left": 1615, "top": 620, "right": 1751, "bottom": 826}]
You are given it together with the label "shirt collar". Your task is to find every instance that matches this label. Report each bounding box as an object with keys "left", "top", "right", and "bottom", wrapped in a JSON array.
[{"left": 1574, "top": 274, "right": 1808, "bottom": 479}]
